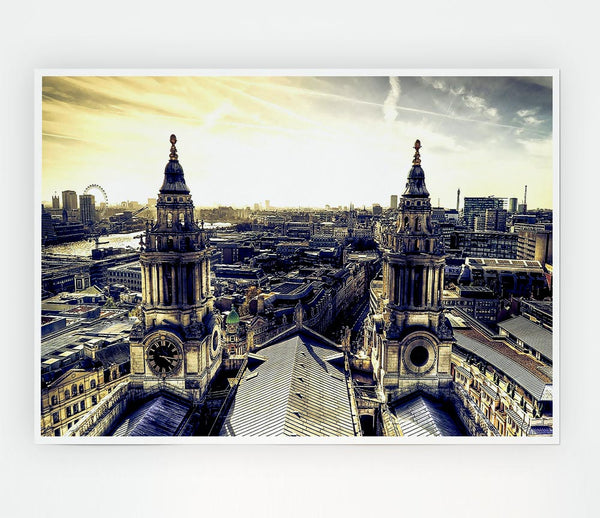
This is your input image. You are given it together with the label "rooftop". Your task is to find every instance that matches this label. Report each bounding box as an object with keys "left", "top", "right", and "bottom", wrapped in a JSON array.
[
  {"left": 391, "top": 395, "right": 465, "bottom": 437},
  {"left": 498, "top": 316, "right": 553, "bottom": 361},
  {"left": 220, "top": 330, "right": 357, "bottom": 437},
  {"left": 110, "top": 394, "right": 192, "bottom": 436},
  {"left": 453, "top": 329, "right": 552, "bottom": 401}
]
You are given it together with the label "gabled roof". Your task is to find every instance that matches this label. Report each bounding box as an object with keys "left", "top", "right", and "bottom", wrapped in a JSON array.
[
  {"left": 95, "top": 342, "right": 130, "bottom": 366},
  {"left": 454, "top": 330, "right": 551, "bottom": 401},
  {"left": 220, "top": 330, "right": 357, "bottom": 437},
  {"left": 110, "top": 394, "right": 192, "bottom": 436},
  {"left": 392, "top": 395, "right": 464, "bottom": 437},
  {"left": 498, "top": 316, "right": 553, "bottom": 361}
]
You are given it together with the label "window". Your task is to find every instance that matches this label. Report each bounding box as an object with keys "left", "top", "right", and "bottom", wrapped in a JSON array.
[
  {"left": 79, "top": 383, "right": 84, "bottom": 394},
  {"left": 71, "top": 384, "right": 77, "bottom": 396},
  {"left": 90, "top": 379, "right": 96, "bottom": 389},
  {"left": 112, "top": 370, "right": 117, "bottom": 380},
  {"left": 52, "top": 412, "right": 60, "bottom": 424},
  {"left": 92, "top": 395, "right": 97, "bottom": 405},
  {"left": 80, "top": 401, "right": 85, "bottom": 412},
  {"left": 73, "top": 404, "right": 78, "bottom": 414},
  {"left": 64, "top": 389, "right": 70, "bottom": 399},
  {"left": 68, "top": 423, "right": 72, "bottom": 429},
  {"left": 51, "top": 395, "right": 58, "bottom": 406},
  {"left": 54, "top": 429, "right": 61, "bottom": 437},
  {"left": 66, "top": 408, "right": 72, "bottom": 417}
]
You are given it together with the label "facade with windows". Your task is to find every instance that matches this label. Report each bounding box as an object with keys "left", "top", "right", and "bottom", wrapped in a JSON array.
[
  {"left": 450, "top": 317, "right": 552, "bottom": 437},
  {"left": 40, "top": 343, "right": 130, "bottom": 437},
  {"left": 107, "top": 261, "right": 142, "bottom": 292}
]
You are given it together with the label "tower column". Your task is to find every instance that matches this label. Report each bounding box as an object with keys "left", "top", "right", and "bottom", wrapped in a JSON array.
[
  {"left": 157, "top": 263, "right": 164, "bottom": 305},
  {"left": 180, "top": 263, "right": 186, "bottom": 305},
  {"left": 389, "top": 264, "right": 396, "bottom": 304},
  {"left": 204, "top": 259, "right": 210, "bottom": 298},
  {"left": 421, "top": 267, "right": 428, "bottom": 307},
  {"left": 194, "top": 263, "right": 201, "bottom": 304},
  {"left": 394, "top": 266, "right": 404, "bottom": 305},
  {"left": 145, "top": 265, "right": 151, "bottom": 304},
  {"left": 141, "top": 264, "right": 147, "bottom": 304},
  {"left": 409, "top": 268, "right": 415, "bottom": 307},
  {"left": 199, "top": 261, "right": 204, "bottom": 300},
  {"left": 171, "top": 264, "right": 177, "bottom": 306},
  {"left": 426, "top": 266, "right": 432, "bottom": 306},
  {"left": 152, "top": 263, "right": 162, "bottom": 306},
  {"left": 433, "top": 266, "right": 440, "bottom": 307}
]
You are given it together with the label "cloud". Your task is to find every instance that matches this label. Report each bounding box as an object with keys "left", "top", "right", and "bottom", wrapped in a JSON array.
[
  {"left": 462, "top": 94, "right": 499, "bottom": 120},
  {"left": 515, "top": 108, "right": 544, "bottom": 126},
  {"left": 383, "top": 77, "right": 401, "bottom": 122}
]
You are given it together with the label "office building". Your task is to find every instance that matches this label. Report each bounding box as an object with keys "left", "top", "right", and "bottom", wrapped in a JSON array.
[
  {"left": 79, "top": 194, "right": 96, "bottom": 225},
  {"left": 62, "top": 190, "right": 78, "bottom": 211}
]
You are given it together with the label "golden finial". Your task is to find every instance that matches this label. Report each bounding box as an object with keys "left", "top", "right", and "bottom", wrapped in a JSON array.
[
  {"left": 169, "top": 134, "right": 178, "bottom": 161},
  {"left": 412, "top": 139, "right": 421, "bottom": 165}
]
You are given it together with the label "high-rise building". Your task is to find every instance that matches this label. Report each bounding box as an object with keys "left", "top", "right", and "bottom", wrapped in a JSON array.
[
  {"left": 508, "top": 197, "right": 518, "bottom": 213},
  {"left": 130, "top": 135, "right": 222, "bottom": 402},
  {"left": 484, "top": 208, "right": 507, "bottom": 232},
  {"left": 517, "top": 231, "right": 553, "bottom": 266},
  {"left": 372, "top": 203, "right": 383, "bottom": 216},
  {"left": 369, "top": 140, "right": 453, "bottom": 399},
  {"left": 265, "top": 200, "right": 271, "bottom": 210},
  {"left": 79, "top": 194, "right": 96, "bottom": 225},
  {"left": 463, "top": 196, "right": 506, "bottom": 229},
  {"left": 62, "top": 190, "right": 78, "bottom": 211},
  {"left": 51, "top": 194, "right": 60, "bottom": 209},
  {"left": 390, "top": 194, "right": 398, "bottom": 209}
]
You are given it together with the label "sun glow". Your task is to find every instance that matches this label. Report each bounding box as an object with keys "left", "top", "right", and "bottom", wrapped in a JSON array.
[{"left": 42, "top": 75, "right": 553, "bottom": 209}]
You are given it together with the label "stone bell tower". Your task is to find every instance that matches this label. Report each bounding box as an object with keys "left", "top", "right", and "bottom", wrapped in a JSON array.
[
  {"left": 371, "top": 140, "right": 454, "bottom": 400},
  {"left": 129, "top": 135, "right": 222, "bottom": 402}
]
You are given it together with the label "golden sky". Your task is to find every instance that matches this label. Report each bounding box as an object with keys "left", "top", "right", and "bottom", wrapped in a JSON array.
[{"left": 41, "top": 75, "right": 554, "bottom": 209}]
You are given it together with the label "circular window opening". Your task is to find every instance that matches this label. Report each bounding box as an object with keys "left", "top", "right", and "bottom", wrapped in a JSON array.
[{"left": 410, "top": 345, "right": 429, "bottom": 367}]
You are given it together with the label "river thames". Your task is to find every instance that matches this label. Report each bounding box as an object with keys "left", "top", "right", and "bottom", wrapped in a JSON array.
[{"left": 44, "top": 223, "right": 232, "bottom": 257}]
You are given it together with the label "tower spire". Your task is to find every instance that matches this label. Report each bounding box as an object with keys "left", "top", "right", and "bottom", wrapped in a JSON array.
[
  {"left": 402, "top": 138, "right": 429, "bottom": 197},
  {"left": 161, "top": 133, "right": 189, "bottom": 194},
  {"left": 169, "top": 134, "right": 178, "bottom": 161},
  {"left": 412, "top": 139, "right": 421, "bottom": 165}
]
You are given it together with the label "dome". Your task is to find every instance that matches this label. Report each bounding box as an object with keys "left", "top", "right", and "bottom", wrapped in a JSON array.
[
  {"left": 226, "top": 307, "right": 240, "bottom": 325},
  {"left": 159, "top": 134, "right": 190, "bottom": 194},
  {"left": 160, "top": 160, "right": 190, "bottom": 194}
]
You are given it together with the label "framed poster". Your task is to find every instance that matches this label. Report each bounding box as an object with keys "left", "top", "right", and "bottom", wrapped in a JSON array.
[{"left": 36, "top": 71, "right": 557, "bottom": 443}]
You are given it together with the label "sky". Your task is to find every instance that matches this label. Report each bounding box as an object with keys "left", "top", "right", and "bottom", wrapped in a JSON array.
[{"left": 41, "top": 74, "right": 554, "bottom": 210}]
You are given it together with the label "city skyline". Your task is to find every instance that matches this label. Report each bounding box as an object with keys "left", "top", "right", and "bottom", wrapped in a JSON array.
[{"left": 41, "top": 74, "right": 554, "bottom": 210}]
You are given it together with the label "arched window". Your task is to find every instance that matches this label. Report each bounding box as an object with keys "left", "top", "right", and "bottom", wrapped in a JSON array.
[
  {"left": 90, "top": 379, "right": 96, "bottom": 389},
  {"left": 179, "top": 213, "right": 185, "bottom": 228},
  {"left": 167, "top": 213, "right": 173, "bottom": 227},
  {"left": 71, "top": 384, "right": 77, "bottom": 396},
  {"left": 51, "top": 395, "right": 58, "bottom": 406},
  {"left": 79, "top": 383, "right": 84, "bottom": 394},
  {"left": 64, "top": 389, "right": 70, "bottom": 400}
]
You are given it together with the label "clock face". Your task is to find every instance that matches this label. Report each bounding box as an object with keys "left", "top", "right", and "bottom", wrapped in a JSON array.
[{"left": 147, "top": 338, "right": 182, "bottom": 375}]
